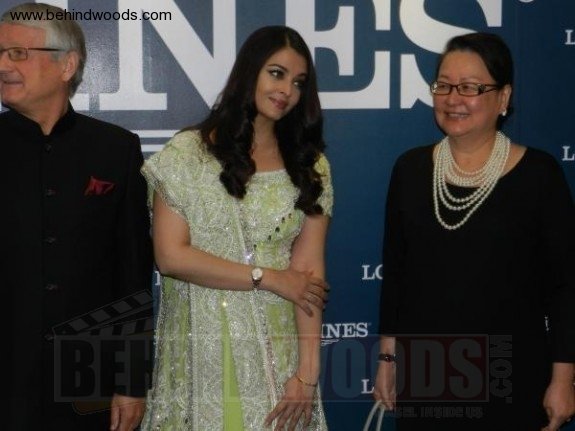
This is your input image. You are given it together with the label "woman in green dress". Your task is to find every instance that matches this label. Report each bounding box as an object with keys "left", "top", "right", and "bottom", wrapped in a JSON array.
[{"left": 141, "top": 26, "right": 333, "bottom": 430}]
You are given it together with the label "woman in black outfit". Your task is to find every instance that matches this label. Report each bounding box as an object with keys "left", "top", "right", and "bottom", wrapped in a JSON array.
[{"left": 373, "top": 32, "right": 575, "bottom": 430}]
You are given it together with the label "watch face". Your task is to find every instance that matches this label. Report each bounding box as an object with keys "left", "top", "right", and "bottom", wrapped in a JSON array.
[{"left": 252, "top": 267, "right": 263, "bottom": 281}]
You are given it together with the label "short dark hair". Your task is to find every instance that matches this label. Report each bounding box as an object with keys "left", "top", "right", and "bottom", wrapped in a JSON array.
[
  {"left": 437, "top": 32, "right": 514, "bottom": 122},
  {"left": 194, "top": 25, "right": 325, "bottom": 215}
]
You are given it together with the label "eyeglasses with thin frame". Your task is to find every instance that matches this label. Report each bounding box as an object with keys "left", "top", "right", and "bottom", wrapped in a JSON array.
[
  {"left": 0, "top": 47, "right": 65, "bottom": 62},
  {"left": 430, "top": 81, "right": 501, "bottom": 97}
]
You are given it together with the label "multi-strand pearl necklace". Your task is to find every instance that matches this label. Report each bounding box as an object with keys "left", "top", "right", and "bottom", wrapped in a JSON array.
[{"left": 432, "top": 131, "right": 510, "bottom": 230}]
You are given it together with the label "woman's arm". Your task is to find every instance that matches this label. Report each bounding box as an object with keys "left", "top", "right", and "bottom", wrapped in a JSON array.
[
  {"left": 265, "top": 213, "right": 330, "bottom": 430},
  {"left": 291, "top": 214, "right": 329, "bottom": 384},
  {"left": 374, "top": 336, "right": 397, "bottom": 411},
  {"left": 152, "top": 192, "right": 327, "bottom": 314},
  {"left": 374, "top": 156, "right": 406, "bottom": 411},
  {"left": 538, "top": 157, "right": 575, "bottom": 430}
]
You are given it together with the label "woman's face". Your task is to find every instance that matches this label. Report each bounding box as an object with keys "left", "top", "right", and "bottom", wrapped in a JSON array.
[
  {"left": 433, "top": 50, "right": 511, "bottom": 143},
  {"left": 254, "top": 47, "right": 308, "bottom": 125}
]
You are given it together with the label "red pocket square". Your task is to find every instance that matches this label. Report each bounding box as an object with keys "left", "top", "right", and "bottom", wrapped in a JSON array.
[{"left": 84, "top": 176, "right": 115, "bottom": 196}]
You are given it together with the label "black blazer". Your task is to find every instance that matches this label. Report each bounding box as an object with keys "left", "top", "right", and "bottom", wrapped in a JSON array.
[{"left": 2, "top": 106, "right": 153, "bottom": 430}]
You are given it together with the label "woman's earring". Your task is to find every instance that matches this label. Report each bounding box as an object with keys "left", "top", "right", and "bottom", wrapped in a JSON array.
[{"left": 501, "top": 109, "right": 507, "bottom": 117}]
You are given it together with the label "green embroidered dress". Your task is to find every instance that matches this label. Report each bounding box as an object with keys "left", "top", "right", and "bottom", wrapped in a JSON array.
[{"left": 141, "top": 131, "right": 333, "bottom": 430}]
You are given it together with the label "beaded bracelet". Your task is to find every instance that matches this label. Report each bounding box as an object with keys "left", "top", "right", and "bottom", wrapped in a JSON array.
[{"left": 295, "top": 374, "right": 317, "bottom": 387}]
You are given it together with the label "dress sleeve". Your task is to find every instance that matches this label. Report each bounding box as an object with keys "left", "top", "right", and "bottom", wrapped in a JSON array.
[
  {"left": 315, "top": 154, "right": 334, "bottom": 217},
  {"left": 379, "top": 156, "right": 406, "bottom": 335},
  {"left": 141, "top": 132, "right": 197, "bottom": 218},
  {"left": 540, "top": 157, "right": 575, "bottom": 362}
]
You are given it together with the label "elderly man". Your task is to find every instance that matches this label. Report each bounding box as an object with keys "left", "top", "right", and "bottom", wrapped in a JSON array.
[{"left": 1, "top": 3, "right": 153, "bottom": 430}]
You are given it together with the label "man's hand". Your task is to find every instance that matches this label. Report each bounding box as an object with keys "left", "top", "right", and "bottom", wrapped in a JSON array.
[{"left": 110, "top": 393, "right": 146, "bottom": 431}]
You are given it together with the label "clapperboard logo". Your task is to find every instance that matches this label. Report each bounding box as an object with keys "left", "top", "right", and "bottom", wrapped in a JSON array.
[
  {"left": 52, "top": 290, "right": 153, "bottom": 337},
  {"left": 52, "top": 290, "right": 154, "bottom": 412}
]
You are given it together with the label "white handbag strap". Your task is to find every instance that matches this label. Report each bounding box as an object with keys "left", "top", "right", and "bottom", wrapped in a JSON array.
[{"left": 363, "top": 400, "right": 385, "bottom": 431}]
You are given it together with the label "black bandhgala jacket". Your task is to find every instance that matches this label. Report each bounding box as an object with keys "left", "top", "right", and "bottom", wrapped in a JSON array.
[{"left": 2, "top": 105, "right": 153, "bottom": 430}]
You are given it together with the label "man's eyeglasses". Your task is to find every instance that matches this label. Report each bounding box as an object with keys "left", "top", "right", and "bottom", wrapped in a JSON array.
[
  {"left": 430, "top": 81, "right": 501, "bottom": 97},
  {"left": 0, "top": 47, "right": 65, "bottom": 62}
]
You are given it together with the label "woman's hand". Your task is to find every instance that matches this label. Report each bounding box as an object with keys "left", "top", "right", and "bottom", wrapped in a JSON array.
[
  {"left": 373, "top": 360, "right": 397, "bottom": 411},
  {"left": 264, "top": 375, "right": 316, "bottom": 430},
  {"left": 541, "top": 379, "right": 575, "bottom": 431},
  {"left": 266, "top": 268, "right": 328, "bottom": 317}
]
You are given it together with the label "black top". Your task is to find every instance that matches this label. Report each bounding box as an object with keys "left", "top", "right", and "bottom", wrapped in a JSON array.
[
  {"left": 1, "top": 107, "right": 153, "bottom": 430},
  {"left": 379, "top": 144, "right": 575, "bottom": 429}
]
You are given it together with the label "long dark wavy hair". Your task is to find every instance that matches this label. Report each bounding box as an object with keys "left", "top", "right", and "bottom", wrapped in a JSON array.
[{"left": 193, "top": 26, "right": 325, "bottom": 215}]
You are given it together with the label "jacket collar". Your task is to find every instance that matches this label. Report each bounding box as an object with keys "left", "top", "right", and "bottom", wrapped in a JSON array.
[{"left": 1, "top": 102, "right": 76, "bottom": 138}]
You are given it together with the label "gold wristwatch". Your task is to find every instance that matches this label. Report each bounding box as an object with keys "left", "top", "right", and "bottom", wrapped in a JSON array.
[{"left": 251, "top": 267, "right": 263, "bottom": 291}]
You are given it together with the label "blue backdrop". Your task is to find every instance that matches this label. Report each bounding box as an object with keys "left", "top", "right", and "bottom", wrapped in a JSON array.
[{"left": 3, "top": 1, "right": 573, "bottom": 429}]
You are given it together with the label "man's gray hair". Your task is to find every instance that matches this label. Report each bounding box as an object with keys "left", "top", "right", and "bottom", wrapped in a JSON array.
[{"left": 1, "top": 2, "right": 87, "bottom": 95}]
